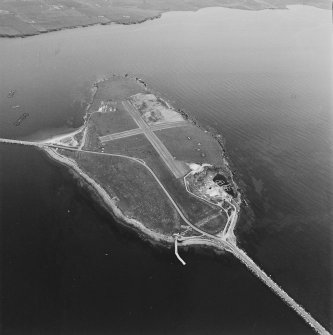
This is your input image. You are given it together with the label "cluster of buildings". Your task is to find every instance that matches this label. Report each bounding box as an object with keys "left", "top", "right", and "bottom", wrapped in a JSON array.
[{"left": 213, "top": 173, "right": 235, "bottom": 197}]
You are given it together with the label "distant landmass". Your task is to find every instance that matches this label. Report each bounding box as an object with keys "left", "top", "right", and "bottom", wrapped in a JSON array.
[{"left": 0, "top": 0, "right": 330, "bottom": 37}]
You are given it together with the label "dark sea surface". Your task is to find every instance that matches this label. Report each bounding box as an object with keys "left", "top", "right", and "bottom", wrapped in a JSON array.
[{"left": 0, "top": 5, "right": 332, "bottom": 334}]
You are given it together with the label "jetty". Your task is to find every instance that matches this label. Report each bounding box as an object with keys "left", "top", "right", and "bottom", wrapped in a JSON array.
[
  {"left": 174, "top": 234, "right": 186, "bottom": 265},
  {"left": 228, "top": 244, "right": 330, "bottom": 335}
]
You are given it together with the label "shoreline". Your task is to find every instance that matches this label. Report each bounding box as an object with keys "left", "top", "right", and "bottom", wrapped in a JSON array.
[
  {"left": 0, "top": 15, "right": 162, "bottom": 39},
  {"left": 43, "top": 146, "right": 173, "bottom": 245},
  {"left": 0, "top": 4, "right": 328, "bottom": 39},
  {"left": 42, "top": 146, "right": 228, "bottom": 254}
]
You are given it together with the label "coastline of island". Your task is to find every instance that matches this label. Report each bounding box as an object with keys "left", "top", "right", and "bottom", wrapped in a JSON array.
[
  {"left": 43, "top": 145, "right": 232, "bottom": 257},
  {"left": 37, "top": 73, "right": 243, "bottom": 252},
  {"left": 37, "top": 74, "right": 220, "bottom": 237}
]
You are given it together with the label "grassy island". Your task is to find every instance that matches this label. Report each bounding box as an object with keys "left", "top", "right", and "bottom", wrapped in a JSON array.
[{"left": 44, "top": 74, "right": 241, "bottom": 245}]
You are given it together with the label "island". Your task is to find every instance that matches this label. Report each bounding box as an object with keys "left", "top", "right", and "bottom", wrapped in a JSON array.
[
  {"left": 43, "top": 74, "right": 242, "bottom": 252},
  {"left": 0, "top": 75, "right": 329, "bottom": 335}
]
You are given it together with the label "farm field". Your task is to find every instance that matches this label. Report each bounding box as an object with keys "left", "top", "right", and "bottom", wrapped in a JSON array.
[
  {"left": 102, "top": 134, "right": 226, "bottom": 231},
  {"left": 90, "top": 102, "right": 138, "bottom": 136}
]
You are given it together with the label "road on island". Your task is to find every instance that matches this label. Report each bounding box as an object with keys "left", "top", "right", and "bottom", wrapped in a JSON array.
[
  {"left": 121, "top": 100, "right": 187, "bottom": 178},
  {"left": 0, "top": 137, "right": 227, "bottom": 240}
]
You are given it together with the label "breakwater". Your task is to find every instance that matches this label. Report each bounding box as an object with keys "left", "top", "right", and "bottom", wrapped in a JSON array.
[{"left": 230, "top": 245, "right": 330, "bottom": 335}]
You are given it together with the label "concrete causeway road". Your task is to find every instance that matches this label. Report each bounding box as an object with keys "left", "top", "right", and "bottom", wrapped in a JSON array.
[
  {"left": 121, "top": 100, "right": 187, "bottom": 178},
  {"left": 229, "top": 244, "right": 331, "bottom": 335}
]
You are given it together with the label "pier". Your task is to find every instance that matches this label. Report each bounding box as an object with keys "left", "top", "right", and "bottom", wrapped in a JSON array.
[{"left": 174, "top": 235, "right": 186, "bottom": 266}]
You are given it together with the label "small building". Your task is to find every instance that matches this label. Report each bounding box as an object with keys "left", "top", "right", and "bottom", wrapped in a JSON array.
[{"left": 213, "top": 173, "right": 236, "bottom": 197}]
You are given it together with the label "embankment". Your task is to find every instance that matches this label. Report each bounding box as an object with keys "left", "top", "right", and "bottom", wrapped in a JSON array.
[
  {"left": 0, "top": 14, "right": 162, "bottom": 39},
  {"left": 231, "top": 245, "right": 330, "bottom": 335}
]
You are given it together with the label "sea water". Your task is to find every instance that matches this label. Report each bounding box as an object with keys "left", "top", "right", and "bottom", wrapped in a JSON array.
[{"left": 0, "top": 5, "right": 331, "bottom": 334}]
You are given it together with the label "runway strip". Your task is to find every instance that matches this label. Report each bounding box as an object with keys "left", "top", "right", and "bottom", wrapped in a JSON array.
[{"left": 121, "top": 101, "right": 187, "bottom": 178}]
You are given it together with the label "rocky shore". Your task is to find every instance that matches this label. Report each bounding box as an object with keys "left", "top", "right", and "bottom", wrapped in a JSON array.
[
  {"left": 34, "top": 73, "right": 242, "bottom": 254},
  {"left": 42, "top": 146, "right": 234, "bottom": 255},
  {"left": 43, "top": 147, "right": 174, "bottom": 244}
]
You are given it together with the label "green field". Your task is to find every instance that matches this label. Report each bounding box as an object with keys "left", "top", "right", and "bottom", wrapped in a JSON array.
[
  {"left": 90, "top": 102, "right": 138, "bottom": 136},
  {"left": 60, "top": 149, "right": 183, "bottom": 235},
  {"left": 87, "top": 77, "right": 147, "bottom": 118},
  {"left": 94, "top": 77, "right": 146, "bottom": 102},
  {"left": 155, "top": 125, "right": 224, "bottom": 167},
  {"left": 197, "top": 212, "right": 228, "bottom": 235},
  {"left": 103, "top": 134, "right": 156, "bottom": 163}
]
